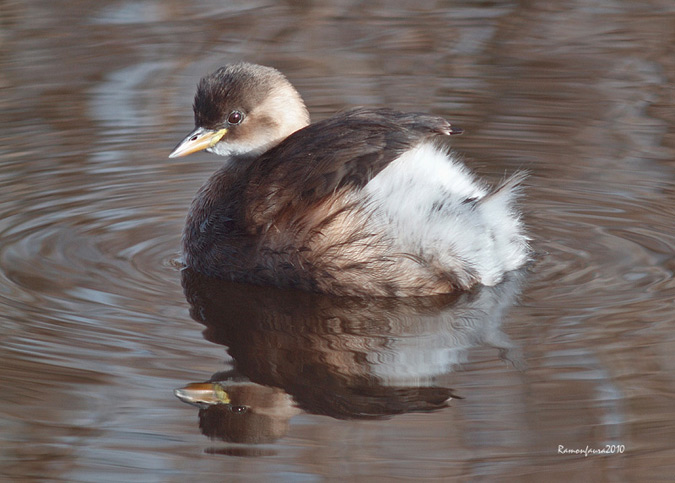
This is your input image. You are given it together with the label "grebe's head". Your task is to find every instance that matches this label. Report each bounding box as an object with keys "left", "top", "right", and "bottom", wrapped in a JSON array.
[{"left": 170, "top": 63, "right": 310, "bottom": 159}]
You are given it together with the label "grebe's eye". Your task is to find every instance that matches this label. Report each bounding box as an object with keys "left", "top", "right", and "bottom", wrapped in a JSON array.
[
  {"left": 227, "top": 111, "right": 243, "bottom": 125},
  {"left": 229, "top": 405, "right": 248, "bottom": 414}
]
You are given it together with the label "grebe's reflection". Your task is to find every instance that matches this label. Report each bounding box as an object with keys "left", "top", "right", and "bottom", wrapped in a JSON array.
[{"left": 177, "top": 268, "right": 525, "bottom": 447}]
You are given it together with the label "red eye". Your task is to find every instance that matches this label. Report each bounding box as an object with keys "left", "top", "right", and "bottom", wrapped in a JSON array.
[{"left": 227, "top": 111, "right": 243, "bottom": 125}]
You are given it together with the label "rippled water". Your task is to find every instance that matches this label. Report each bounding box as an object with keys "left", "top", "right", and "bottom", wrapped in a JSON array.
[{"left": 2, "top": 1, "right": 674, "bottom": 480}]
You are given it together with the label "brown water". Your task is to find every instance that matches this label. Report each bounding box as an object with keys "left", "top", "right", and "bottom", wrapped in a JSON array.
[{"left": 1, "top": 1, "right": 674, "bottom": 480}]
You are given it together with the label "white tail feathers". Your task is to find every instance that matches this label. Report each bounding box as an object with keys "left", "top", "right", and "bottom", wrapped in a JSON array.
[{"left": 364, "top": 142, "right": 529, "bottom": 288}]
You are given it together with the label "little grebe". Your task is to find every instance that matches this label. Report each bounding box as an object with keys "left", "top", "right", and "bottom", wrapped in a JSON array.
[{"left": 170, "top": 63, "right": 529, "bottom": 297}]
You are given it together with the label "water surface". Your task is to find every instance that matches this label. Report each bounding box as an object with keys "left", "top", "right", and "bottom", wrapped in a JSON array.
[{"left": 1, "top": 1, "right": 674, "bottom": 480}]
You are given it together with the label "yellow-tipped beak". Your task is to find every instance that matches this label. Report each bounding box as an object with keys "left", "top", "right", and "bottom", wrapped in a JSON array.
[{"left": 169, "top": 127, "right": 228, "bottom": 158}]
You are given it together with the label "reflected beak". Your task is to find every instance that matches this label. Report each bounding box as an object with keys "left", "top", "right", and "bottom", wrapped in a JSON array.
[
  {"left": 169, "top": 127, "right": 228, "bottom": 158},
  {"left": 174, "top": 382, "right": 231, "bottom": 408}
]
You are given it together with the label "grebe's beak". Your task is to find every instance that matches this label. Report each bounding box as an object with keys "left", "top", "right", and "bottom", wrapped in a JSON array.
[{"left": 169, "top": 127, "right": 228, "bottom": 158}]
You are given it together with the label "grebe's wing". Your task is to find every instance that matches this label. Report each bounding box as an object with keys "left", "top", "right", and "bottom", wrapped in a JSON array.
[{"left": 244, "top": 107, "right": 462, "bottom": 224}]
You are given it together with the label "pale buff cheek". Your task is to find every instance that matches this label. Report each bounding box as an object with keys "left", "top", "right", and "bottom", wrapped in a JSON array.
[
  {"left": 208, "top": 127, "right": 273, "bottom": 157},
  {"left": 247, "top": 85, "right": 310, "bottom": 137},
  {"left": 208, "top": 82, "right": 309, "bottom": 157}
]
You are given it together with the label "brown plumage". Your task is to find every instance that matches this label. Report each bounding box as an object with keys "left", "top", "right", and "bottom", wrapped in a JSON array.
[{"left": 171, "top": 63, "right": 528, "bottom": 296}]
